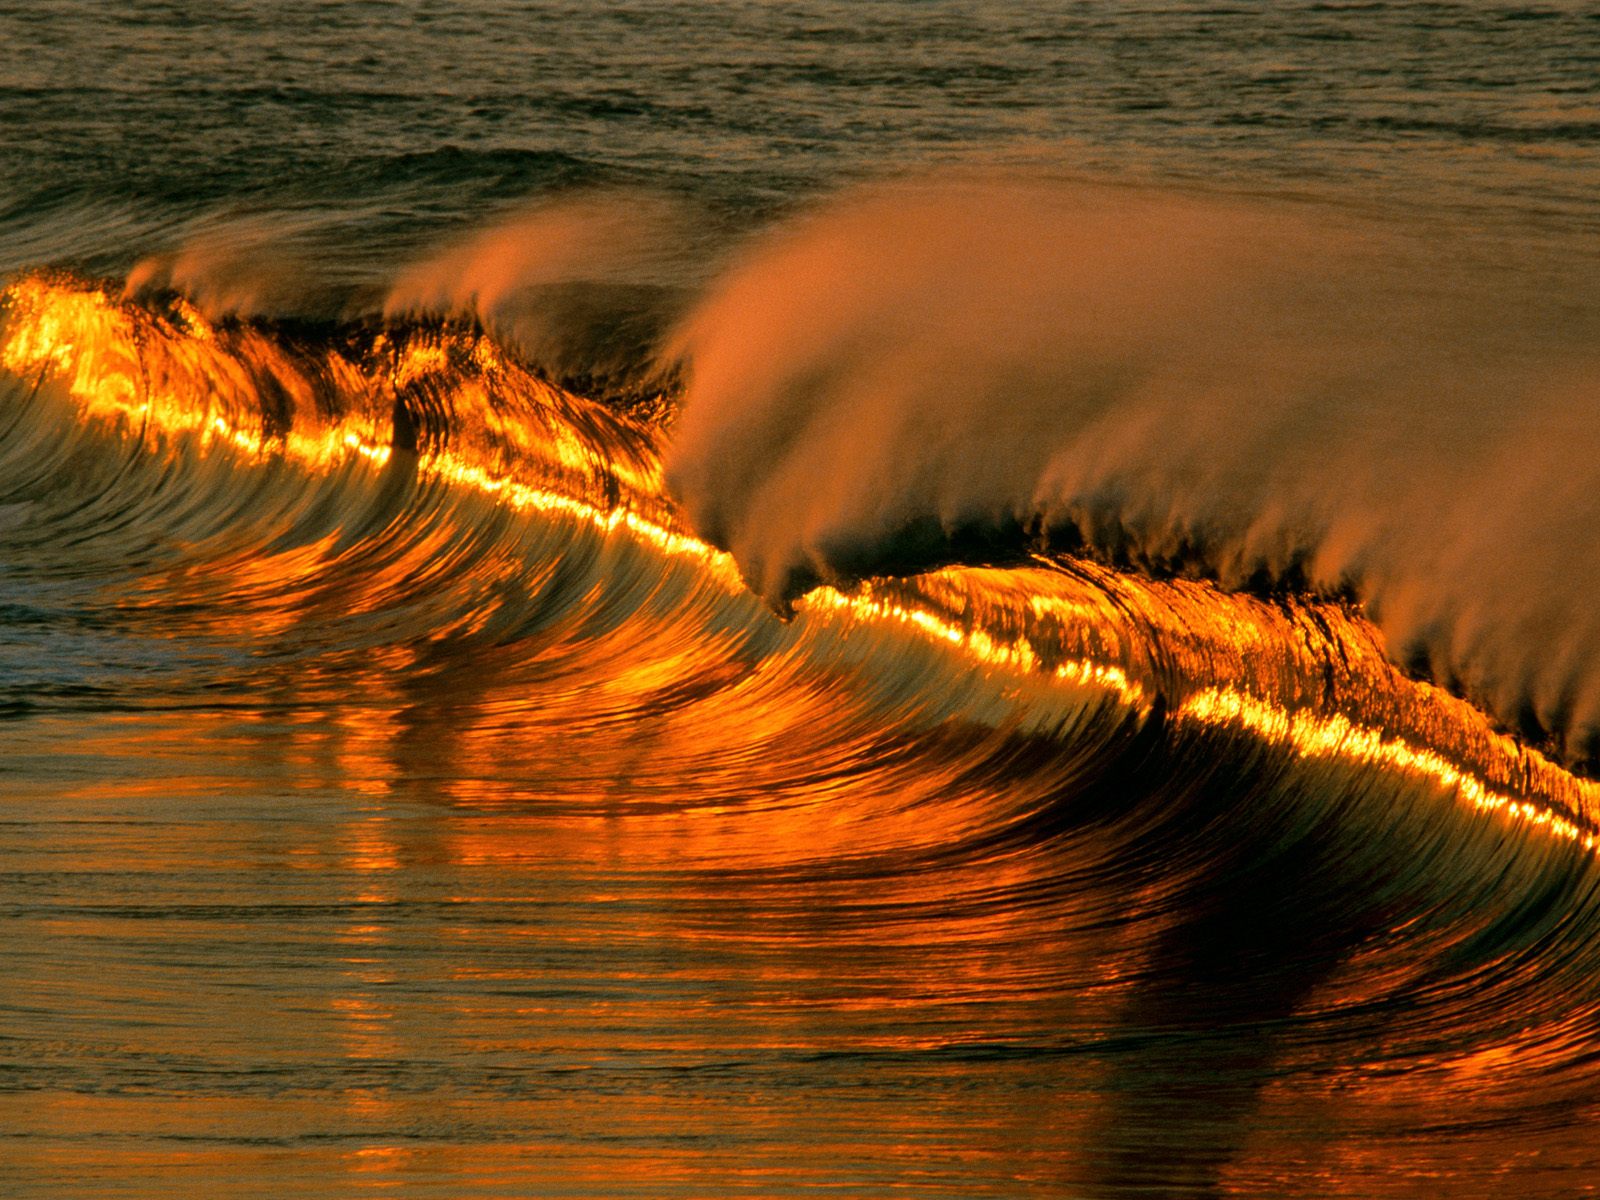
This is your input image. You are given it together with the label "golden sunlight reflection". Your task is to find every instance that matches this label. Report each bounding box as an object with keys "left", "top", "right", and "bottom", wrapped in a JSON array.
[{"left": 4, "top": 270, "right": 1598, "bottom": 870}]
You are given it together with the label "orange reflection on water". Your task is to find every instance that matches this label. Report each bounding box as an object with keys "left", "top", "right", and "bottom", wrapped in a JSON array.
[
  {"left": 1181, "top": 686, "right": 1599, "bottom": 850},
  {"left": 5, "top": 270, "right": 1599, "bottom": 868},
  {"left": 2, "top": 275, "right": 740, "bottom": 588}
]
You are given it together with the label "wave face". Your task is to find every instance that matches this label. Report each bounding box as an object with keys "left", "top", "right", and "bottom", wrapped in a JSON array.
[{"left": 5, "top": 272, "right": 1600, "bottom": 1197}]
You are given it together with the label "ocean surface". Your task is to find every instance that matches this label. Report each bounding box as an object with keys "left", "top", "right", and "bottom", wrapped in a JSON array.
[{"left": 5, "top": 3, "right": 1600, "bottom": 1197}]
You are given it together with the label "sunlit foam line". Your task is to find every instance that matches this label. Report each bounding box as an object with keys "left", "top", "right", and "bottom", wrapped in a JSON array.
[
  {"left": 8, "top": 277, "right": 1598, "bottom": 856},
  {"left": 388, "top": 336, "right": 664, "bottom": 501},
  {"left": 1179, "top": 687, "right": 1600, "bottom": 853},
  {"left": 12, "top": 285, "right": 1140, "bottom": 685},
  {"left": 420, "top": 450, "right": 744, "bottom": 581},
  {"left": 153, "top": 400, "right": 1600, "bottom": 858},
  {"left": 136, "top": 395, "right": 744, "bottom": 587},
  {"left": 801, "top": 586, "right": 1150, "bottom": 711},
  {"left": 0, "top": 277, "right": 664, "bottom": 499},
  {"left": 69, "top": 384, "right": 392, "bottom": 482},
  {"left": 0, "top": 279, "right": 735, "bottom": 582},
  {"left": 808, "top": 569, "right": 1600, "bottom": 856},
  {"left": 208, "top": 418, "right": 394, "bottom": 469}
]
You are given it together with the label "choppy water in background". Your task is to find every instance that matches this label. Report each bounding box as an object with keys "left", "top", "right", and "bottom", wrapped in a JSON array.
[
  {"left": 5, "top": 3, "right": 1600, "bottom": 1198},
  {"left": 7, "top": 0, "right": 1600, "bottom": 267}
]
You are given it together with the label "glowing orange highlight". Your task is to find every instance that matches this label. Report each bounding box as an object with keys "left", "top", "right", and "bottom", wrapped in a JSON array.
[{"left": 5, "top": 271, "right": 1598, "bottom": 860}]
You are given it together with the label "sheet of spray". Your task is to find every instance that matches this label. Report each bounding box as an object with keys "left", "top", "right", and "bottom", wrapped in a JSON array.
[{"left": 660, "top": 174, "right": 1600, "bottom": 759}]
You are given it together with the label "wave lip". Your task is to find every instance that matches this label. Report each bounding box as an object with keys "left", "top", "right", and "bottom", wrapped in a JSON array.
[
  {"left": 659, "top": 173, "right": 1600, "bottom": 766},
  {"left": 0, "top": 270, "right": 672, "bottom": 518},
  {"left": 4, "top": 268, "right": 1599, "bottom": 859}
]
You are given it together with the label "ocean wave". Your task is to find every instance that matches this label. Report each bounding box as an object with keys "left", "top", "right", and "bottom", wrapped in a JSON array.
[
  {"left": 5, "top": 268, "right": 1598, "bottom": 822},
  {"left": 7, "top": 267, "right": 1600, "bottom": 1196},
  {"left": 661, "top": 173, "right": 1600, "bottom": 762}
]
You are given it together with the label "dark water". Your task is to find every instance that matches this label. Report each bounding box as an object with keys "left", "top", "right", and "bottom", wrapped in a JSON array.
[{"left": 5, "top": 4, "right": 1600, "bottom": 1197}]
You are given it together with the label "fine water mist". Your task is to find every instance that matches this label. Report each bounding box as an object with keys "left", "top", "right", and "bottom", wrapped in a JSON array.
[
  {"left": 662, "top": 174, "right": 1600, "bottom": 759},
  {"left": 384, "top": 191, "right": 721, "bottom": 392},
  {"left": 123, "top": 212, "right": 338, "bottom": 318}
]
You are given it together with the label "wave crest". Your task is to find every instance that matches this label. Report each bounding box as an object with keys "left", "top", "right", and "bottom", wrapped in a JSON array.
[
  {"left": 7, "top": 268, "right": 1600, "bottom": 843},
  {"left": 661, "top": 173, "right": 1600, "bottom": 759}
]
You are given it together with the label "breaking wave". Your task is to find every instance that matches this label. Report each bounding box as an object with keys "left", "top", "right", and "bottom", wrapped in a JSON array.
[
  {"left": 663, "top": 174, "right": 1600, "bottom": 765},
  {"left": 7, "top": 265, "right": 1600, "bottom": 1196},
  {"left": 4, "top": 267, "right": 1598, "bottom": 824}
]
